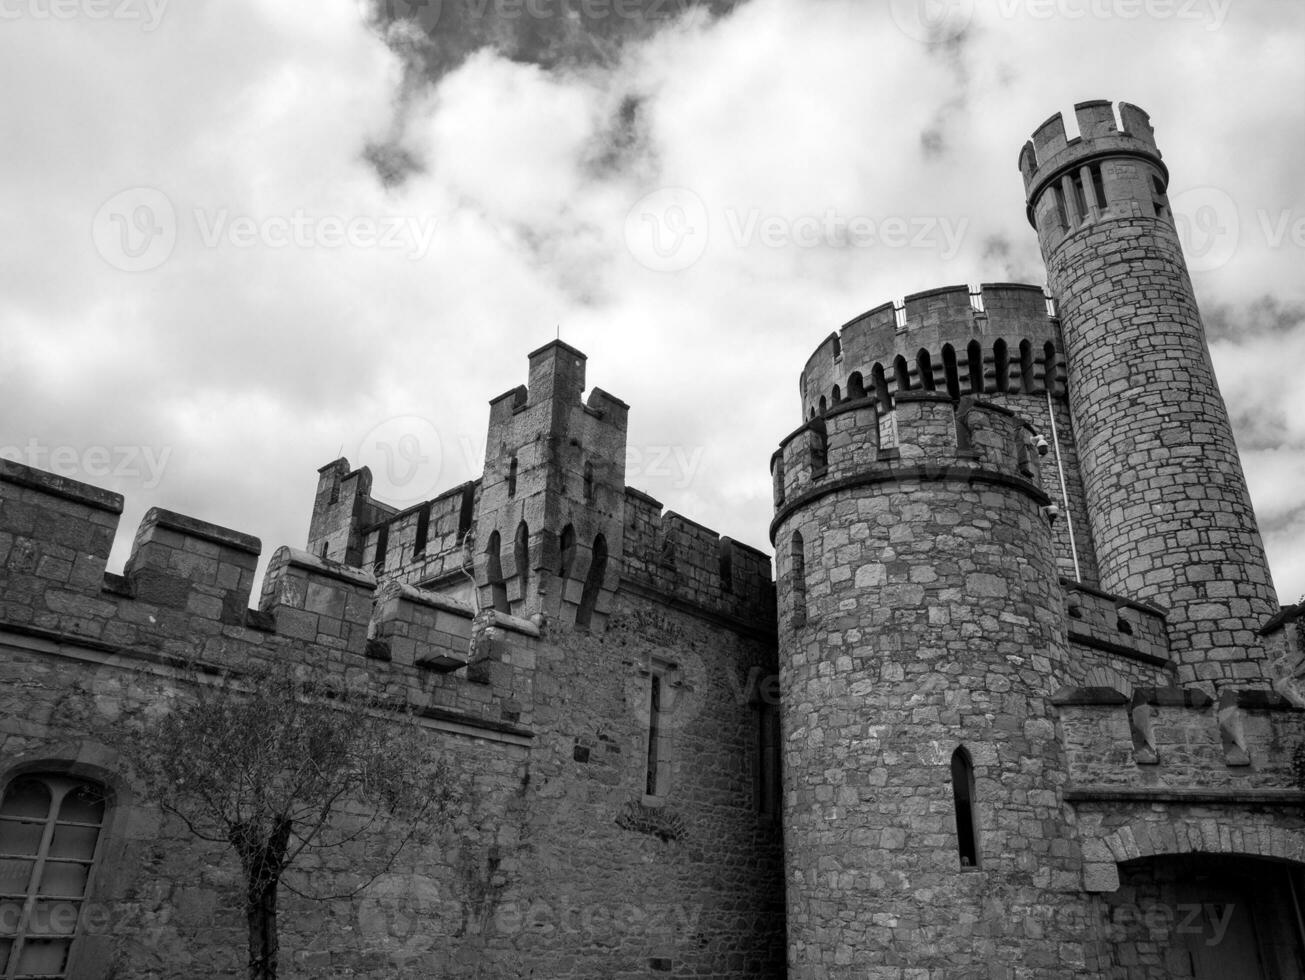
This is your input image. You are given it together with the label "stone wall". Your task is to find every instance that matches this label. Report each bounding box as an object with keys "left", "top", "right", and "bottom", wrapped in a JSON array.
[{"left": 0, "top": 457, "right": 784, "bottom": 978}]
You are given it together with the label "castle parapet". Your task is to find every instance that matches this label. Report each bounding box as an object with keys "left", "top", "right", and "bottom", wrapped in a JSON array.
[
  {"left": 1053, "top": 680, "right": 1305, "bottom": 793},
  {"left": 0, "top": 458, "right": 122, "bottom": 613},
  {"left": 1063, "top": 580, "right": 1169, "bottom": 669},
  {"left": 622, "top": 488, "right": 775, "bottom": 626},
  {"left": 799, "top": 283, "right": 1063, "bottom": 421},
  {"left": 258, "top": 546, "right": 376, "bottom": 654},
  {"left": 1018, "top": 100, "right": 1164, "bottom": 212},
  {"left": 125, "top": 508, "right": 261, "bottom": 627},
  {"left": 771, "top": 394, "right": 1050, "bottom": 539}
]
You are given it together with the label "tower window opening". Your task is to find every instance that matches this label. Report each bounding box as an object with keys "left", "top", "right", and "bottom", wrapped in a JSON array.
[
  {"left": 968, "top": 287, "right": 985, "bottom": 314},
  {"left": 643, "top": 661, "right": 676, "bottom": 800},
  {"left": 558, "top": 524, "right": 576, "bottom": 580},
  {"left": 872, "top": 363, "right": 891, "bottom": 412},
  {"left": 1090, "top": 163, "right": 1107, "bottom": 213},
  {"left": 966, "top": 340, "right": 984, "bottom": 394},
  {"left": 1151, "top": 175, "right": 1170, "bottom": 220},
  {"left": 486, "top": 530, "right": 508, "bottom": 613},
  {"left": 951, "top": 747, "right": 979, "bottom": 868},
  {"left": 514, "top": 521, "right": 530, "bottom": 602},
  {"left": 893, "top": 355, "right": 911, "bottom": 393},
  {"left": 809, "top": 420, "right": 828, "bottom": 473},
  {"left": 457, "top": 484, "right": 475, "bottom": 542},
  {"left": 414, "top": 505, "right": 430, "bottom": 556},
  {"left": 831, "top": 384, "right": 841, "bottom": 405},
  {"left": 893, "top": 304, "right": 907, "bottom": 329},
  {"left": 993, "top": 339, "right": 1010, "bottom": 393},
  {"left": 1019, "top": 339, "right": 1037, "bottom": 394},
  {"left": 1052, "top": 182, "right": 1069, "bottom": 230},
  {"left": 507, "top": 456, "right": 518, "bottom": 497},
  {"left": 941, "top": 344, "right": 960, "bottom": 400},
  {"left": 583, "top": 461, "right": 595, "bottom": 503},
  {"left": 916, "top": 349, "right": 936, "bottom": 392},
  {"left": 373, "top": 524, "right": 389, "bottom": 574},
  {"left": 818, "top": 396, "right": 827, "bottom": 415},
  {"left": 575, "top": 534, "right": 608, "bottom": 628},
  {"left": 847, "top": 372, "right": 866, "bottom": 400},
  {"left": 1071, "top": 172, "right": 1088, "bottom": 224},
  {"left": 790, "top": 530, "right": 807, "bottom": 628},
  {"left": 1043, "top": 341, "right": 1059, "bottom": 396}
]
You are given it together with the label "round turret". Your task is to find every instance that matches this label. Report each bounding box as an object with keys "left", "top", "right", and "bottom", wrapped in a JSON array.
[
  {"left": 770, "top": 385, "right": 1092, "bottom": 977},
  {"left": 1021, "top": 99, "right": 1277, "bottom": 687}
]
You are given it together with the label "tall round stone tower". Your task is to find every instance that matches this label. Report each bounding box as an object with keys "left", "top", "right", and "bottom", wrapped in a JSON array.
[
  {"left": 770, "top": 379, "right": 1093, "bottom": 977},
  {"left": 1019, "top": 100, "right": 1278, "bottom": 687}
]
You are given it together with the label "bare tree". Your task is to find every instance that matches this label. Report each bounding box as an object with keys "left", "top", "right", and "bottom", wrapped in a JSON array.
[{"left": 111, "top": 657, "right": 455, "bottom": 980}]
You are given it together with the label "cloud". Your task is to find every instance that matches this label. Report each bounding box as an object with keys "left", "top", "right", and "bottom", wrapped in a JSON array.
[{"left": 1, "top": 0, "right": 1303, "bottom": 606}]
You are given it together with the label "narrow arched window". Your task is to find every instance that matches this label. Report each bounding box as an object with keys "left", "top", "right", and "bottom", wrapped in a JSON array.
[
  {"left": 414, "top": 505, "right": 430, "bottom": 556},
  {"left": 993, "top": 339, "right": 1009, "bottom": 393},
  {"left": 951, "top": 747, "right": 979, "bottom": 868},
  {"left": 941, "top": 344, "right": 960, "bottom": 400},
  {"left": 1019, "top": 339, "right": 1036, "bottom": 393},
  {"left": 818, "top": 395, "right": 827, "bottom": 415},
  {"left": 790, "top": 531, "right": 807, "bottom": 628},
  {"left": 831, "top": 384, "right": 841, "bottom": 405},
  {"left": 373, "top": 523, "right": 389, "bottom": 574},
  {"left": 847, "top": 372, "right": 866, "bottom": 400},
  {"left": 872, "top": 363, "right": 891, "bottom": 412},
  {"left": 967, "top": 340, "right": 984, "bottom": 394},
  {"left": 457, "top": 483, "right": 475, "bottom": 543},
  {"left": 893, "top": 355, "right": 911, "bottom": 393},
  {"left": 0, "top": 773, "right": 108, "bottom": 978},
  {"left": 485, "top": 530, "right": 508, "bottom": 613},
  {"left": 916, "top": 349, "right": 935, "bottom": 391},
  {"left": 558, "top": 524, "right": 576, "bottom": 580},
  {"left": 514, "top": 521, "right": 530, "bottom": 602},
  {"left": 507, "top": 456, "right": 518, "bottom": 497},
  {"left": 575, "top": 534, "right": 607, "bottom": 628}
]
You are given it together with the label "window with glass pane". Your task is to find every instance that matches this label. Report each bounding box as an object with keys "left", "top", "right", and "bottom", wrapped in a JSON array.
[{"left": 0, "top": 775, "right": 107, "bottom": 979}]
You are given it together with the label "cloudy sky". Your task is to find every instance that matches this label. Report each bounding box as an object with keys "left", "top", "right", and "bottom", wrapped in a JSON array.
[{"left": 2, "top": 0, "right": 1303, "bottom": 604}]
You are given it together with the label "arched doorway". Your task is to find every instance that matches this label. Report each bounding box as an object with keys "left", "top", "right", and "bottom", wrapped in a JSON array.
[{"left": 1105, "top": 854, "right": 1305, "bottom": 978}]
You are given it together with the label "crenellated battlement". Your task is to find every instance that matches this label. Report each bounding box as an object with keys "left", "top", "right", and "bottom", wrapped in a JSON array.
[
  {"left": 306, "top": 344, "right": 776, "bottom": 635},
  {"left": 1019, "top": 100, "right": 1163, "bottom": 201},
  {"left": 1019, "top": 100, "right": 1172, "bottom": 246},
  {"left": 798, "top": 283, "right": 1064, "bottom": 422},
  {"left": 1063, "top": 579, "right": 1170, "bottom": 669},
  {"left": 771, "top": 393, "right": 1050, "bottom": 539},
  {"left": 0, "top": 460, "right": 539, "bottom": 707},
  {"left": 1053, "top": 678, "right": 1305, "bottom": 791},
  {"left": 622, "top": 487, "right": 775, "bottom": 627}
]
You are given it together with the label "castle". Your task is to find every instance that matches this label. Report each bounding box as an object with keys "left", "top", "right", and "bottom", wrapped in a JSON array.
[{"left": 2, "top": 100, "right": 1303, "bottom": 979}]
